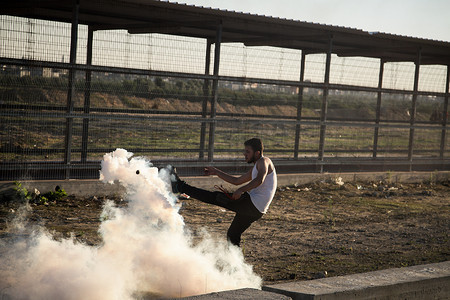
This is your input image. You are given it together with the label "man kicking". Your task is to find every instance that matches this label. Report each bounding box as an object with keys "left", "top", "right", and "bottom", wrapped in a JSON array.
[{"left": 169, "top": 138, "right": 277, "bottom": 247}]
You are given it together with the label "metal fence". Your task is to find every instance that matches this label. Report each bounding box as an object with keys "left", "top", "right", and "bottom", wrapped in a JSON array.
[{"left": 0, "top": 15, "right": 449, "bottom": 180}]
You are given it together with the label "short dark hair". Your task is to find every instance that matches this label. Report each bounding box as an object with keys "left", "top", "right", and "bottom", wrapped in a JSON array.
[{"left": 244, "top": 138, "right": 263, "bottom": 153}]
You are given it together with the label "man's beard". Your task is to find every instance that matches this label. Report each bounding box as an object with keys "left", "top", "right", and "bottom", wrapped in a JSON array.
[{"left": 247, "top": 154, "right": 256, "bottom": 164}]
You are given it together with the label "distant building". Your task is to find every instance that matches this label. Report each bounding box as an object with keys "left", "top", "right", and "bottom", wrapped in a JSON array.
[{"left": 1, "top": 65, "right": 20, "bottom": 76}]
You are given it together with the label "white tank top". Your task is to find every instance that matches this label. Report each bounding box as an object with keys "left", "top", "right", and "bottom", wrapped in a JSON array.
[{"left": 248, "top": 160, "right": 277, "bottom": 214}]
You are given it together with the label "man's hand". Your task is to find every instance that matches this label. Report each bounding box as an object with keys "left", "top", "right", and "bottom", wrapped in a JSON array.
[
  {"left": 204, "top": 166, "right": 217, "bottom": 176},
  {"left": 232, "top": 188, "right": 243, "bottom": 200}
]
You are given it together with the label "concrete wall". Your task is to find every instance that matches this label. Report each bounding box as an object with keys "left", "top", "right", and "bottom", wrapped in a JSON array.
[
  {"left": 1, "top": 171, "right": 449, "bottom": 198},
  {"left": 173, "top": 288, "right": 291, "bottom": 300},
  {"left": 263, "top": 261, "right": 450, "bottom": 300},
  {"left": 175, "top": 261, "right": 450, "bottom": 299}
]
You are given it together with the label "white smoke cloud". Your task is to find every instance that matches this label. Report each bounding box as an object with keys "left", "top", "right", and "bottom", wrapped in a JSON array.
[{"left": 0, "top": 148, "right": 261, "bottom": 299}]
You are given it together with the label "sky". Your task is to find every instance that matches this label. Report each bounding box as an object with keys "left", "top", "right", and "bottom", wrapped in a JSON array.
[{"left": 179, "top": 0, "right": 450, "bottom": 42}]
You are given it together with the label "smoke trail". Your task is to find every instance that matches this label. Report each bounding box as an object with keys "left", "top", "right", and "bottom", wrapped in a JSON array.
[{"left": 0, "top": 149, "right": 261, "bottom": 299}]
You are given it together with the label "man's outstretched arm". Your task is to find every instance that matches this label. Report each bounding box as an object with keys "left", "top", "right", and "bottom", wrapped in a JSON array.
[{"left": 204, "top": 166, "right": 252, "bottom": 186}]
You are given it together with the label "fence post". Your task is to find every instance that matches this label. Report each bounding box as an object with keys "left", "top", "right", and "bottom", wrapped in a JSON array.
[
  {"left": 407, "top": 48, "right": 421, "bottom": 170},
  {"left": 81, "top": 26, "right": 93, "bottom": 163},
  {"left": 440, "top": 65, "right": 449, "bottom": 158},
  {"left": 64, "top": 0, "right": 80, "bottom": 179},
  {"left": 373, "top": 58, "right": 385, "bottom": 157},
  {"left": 318, "top": 37, "right": 333, "bottom": 172},
  {"left": 199, "top": 39, "right": 212, "bottom": 160},
  {"left": 207, "top": 21, "right": 222, "bottom": 162},
  {"left": 294, "top": 51, "right": 306, "bottom": 159}
]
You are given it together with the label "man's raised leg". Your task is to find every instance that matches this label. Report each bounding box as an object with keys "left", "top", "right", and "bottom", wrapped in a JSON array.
[{"left": 227, "top": 213, "right": 260, "bottom": 246}]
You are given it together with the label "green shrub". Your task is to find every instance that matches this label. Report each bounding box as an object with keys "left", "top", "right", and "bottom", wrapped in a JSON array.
[
  {"left": 13, "top": 181, "right": 32, "bottom": 201},
  {"left": 13, "top": 182, "right": 67, "bottom": 204},
  {"left": 41, "top": 186, "right": 67, "bottom": 202}
]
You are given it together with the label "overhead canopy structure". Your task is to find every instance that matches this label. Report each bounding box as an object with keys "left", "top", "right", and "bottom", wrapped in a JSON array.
[{"left": 3, "top": 0, "right": 450, "bottom": 65}]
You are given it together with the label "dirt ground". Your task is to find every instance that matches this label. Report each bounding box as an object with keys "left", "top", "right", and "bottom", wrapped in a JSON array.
[{"left": 0, "top": 179, "right": 449, "bottom": 286}]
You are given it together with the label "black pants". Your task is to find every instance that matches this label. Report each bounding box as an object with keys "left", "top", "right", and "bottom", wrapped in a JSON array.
[{"left": 179, "top": 183, "right": 263, "bottom": 246}]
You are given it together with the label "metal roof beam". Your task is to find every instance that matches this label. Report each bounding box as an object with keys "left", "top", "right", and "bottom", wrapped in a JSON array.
[
  {"left": 128, "top": 25, "right": 217, "bottom": 38},
  {"left": 242, "top": 33, "right": 329, "bottom": 46}
]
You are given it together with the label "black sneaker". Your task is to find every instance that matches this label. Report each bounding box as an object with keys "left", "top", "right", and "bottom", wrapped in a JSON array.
[{"left": 167, "top": 165, "right": 184, "bottom": 193}]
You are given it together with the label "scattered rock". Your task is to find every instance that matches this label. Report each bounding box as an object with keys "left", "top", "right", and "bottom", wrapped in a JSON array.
[
  {"left": 335, "top": 177, "right": 344, "bottom": 186},
  {"left": 421, "top": 190, "right": 432, "bottom": 196},
  {"left": 314, "top": 271, "right": 327, "bottom": 279}
]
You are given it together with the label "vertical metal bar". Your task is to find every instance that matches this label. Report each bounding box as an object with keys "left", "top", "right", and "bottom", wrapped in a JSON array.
[
  {"left": 407, "top": 48, "right": 421, "bottom": 170},
  {"left": 199, "top": 39, "right": 212, "bottom": 159},
  {"left": 318, "top": 37, "right": 333, "bottom": 172},
  {"left": 294, "top": 51, "right": 306, "bottom": 159},
  {"left": 63, "top": 0, "right": 79, "bottom": 179},
  {"left": 373, "top": 59, "right": 385, "bottom": 157},
  {"left": 207, "top": 22, "right": 222, "bottom": 162},
  {"left": 81, "top": 26, "right": 93, "bottom": 163},
  {"left": 439, "top": 65, "right": 449, "bottom": 159}
]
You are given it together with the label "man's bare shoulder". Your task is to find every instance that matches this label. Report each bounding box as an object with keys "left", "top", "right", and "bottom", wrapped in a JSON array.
[
  {"left": 259, "top": 156, "right": 275, "bottom": 173},
  {"left": 262, "top": 156, "right": 272, "bottom": 163}
]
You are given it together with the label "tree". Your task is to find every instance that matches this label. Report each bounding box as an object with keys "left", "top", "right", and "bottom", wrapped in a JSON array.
[{"left": 154, "top": 77, "right": 165, "bottom": 88}]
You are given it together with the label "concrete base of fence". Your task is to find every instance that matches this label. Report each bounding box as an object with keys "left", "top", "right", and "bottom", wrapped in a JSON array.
[
  {"left": 0, "top": 179, "right": 126, "bottom": 199},
  {"left": 262, "top": 261, "right": 450, "bottom": 300},
  {"left": 170, "top": 170, "right": 450, "bottom": 194},
  {"left": 0, "top": 170, "right": 449, "bottom": 198}
]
